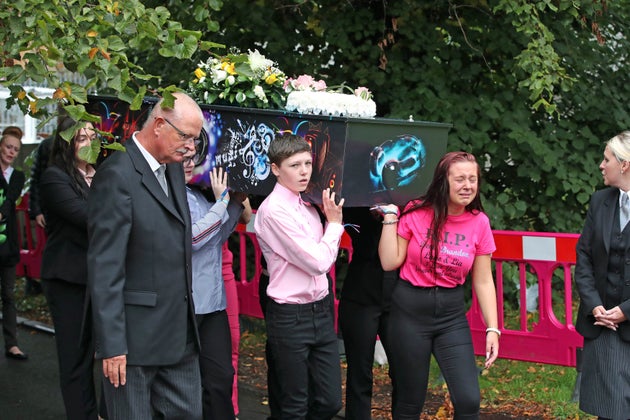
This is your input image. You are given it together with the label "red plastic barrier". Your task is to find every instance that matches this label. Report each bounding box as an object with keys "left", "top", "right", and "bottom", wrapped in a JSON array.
[
  {"left": 18, "top": 193, "right": 584, "bottom": 367},
  {"left": 234, "top": 225, "right": 584, "bottom": 367},
  {"left": 15, "top": 194, "right": 46, "bottom": 280},
  {"left": 468, "top": 230, "right": 582, "bottom": 367}
]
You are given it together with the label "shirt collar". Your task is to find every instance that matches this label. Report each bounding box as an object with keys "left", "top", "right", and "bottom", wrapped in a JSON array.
[
  {"left": 77, "top": 165, "right": 96, "bottom": 185},
  {"left": 133, "top": 133, "right": 162, "bottom": 173},
  {"left": 273, "top": 182, "right": 305, "bottom": 207}
]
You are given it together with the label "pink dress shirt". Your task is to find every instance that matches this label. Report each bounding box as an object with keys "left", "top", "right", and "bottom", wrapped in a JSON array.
[{"left": 254, "top": 182, "right": 344, "bottom": 304}]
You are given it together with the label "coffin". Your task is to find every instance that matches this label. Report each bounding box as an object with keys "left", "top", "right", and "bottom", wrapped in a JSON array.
[{"left": 87, "top": 96, "right": 450, "bottom": 206}]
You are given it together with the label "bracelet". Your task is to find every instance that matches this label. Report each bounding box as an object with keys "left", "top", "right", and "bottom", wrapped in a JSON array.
[
  {"left": 486, "top": 327, "right": 501, "bottom": 337},
  {"left": 219, "top": 198, "right": 229, "bottom": 206},
  {"left": 382, "top": 208, "right": 399, "bottom": 216},
  {"left": 382, "top": 219, "right": 399, "bottom": 225}
]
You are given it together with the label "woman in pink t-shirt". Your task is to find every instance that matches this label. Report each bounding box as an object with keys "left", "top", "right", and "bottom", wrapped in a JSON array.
[{"left": 376, "top": 151, "right": 499, "bottom": 419}]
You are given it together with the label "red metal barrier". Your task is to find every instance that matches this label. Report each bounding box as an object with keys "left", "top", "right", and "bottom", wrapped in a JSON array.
[{"left": 234, "top": 223, "right": 584, "bottom": 367}]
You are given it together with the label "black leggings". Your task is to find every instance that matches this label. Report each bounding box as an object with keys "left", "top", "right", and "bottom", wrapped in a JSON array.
[{"left": 388, "top": 280, "right": 480, "bottom": 420}]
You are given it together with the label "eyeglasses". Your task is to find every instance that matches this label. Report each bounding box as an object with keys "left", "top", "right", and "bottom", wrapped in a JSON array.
[{"left": 163, "top": 117, "right": 200, "bottom": 146}]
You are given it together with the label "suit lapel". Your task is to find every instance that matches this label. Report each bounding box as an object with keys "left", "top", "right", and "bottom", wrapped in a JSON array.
[
  {"left": 166, "top": 162, "right": 189, "bottom": 224},
  {"left": 127, "top": 141, "right": 184, "bottom": 224}
]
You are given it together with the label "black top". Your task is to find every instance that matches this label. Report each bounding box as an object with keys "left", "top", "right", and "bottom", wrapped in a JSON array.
[
  {"left": 339, "top": 207, "right": 397, "bottom": 308},
  {"left": 0, "top": 169, "right": 26, "bottom": 267},
  {"left": 28, "top": 136, "right": 53, "bottom": 219}
]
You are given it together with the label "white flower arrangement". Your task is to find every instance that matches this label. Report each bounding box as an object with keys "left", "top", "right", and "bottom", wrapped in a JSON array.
[
  {"left": 285, "top": 90, "right": 377, "bottom": 118},
  {"left": 283, "top": 74, "right": 376, "bottom": 118},
  {"left": 188, "top": 52, "right": 377, "bottom": 117},
  {"left": 189, "top": 49, "right": 286, "bottom": 109}
]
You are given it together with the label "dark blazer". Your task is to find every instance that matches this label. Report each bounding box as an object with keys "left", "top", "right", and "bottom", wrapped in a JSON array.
[
  {"left": 87, "top": 139, "right": 198, "bottom": 366},
  {"left": 575, "top": 187, "right": 630, "bottom": 341},
  {"left": 0, "top": 169, "right": 25, "bottom": 267},
  {"left": 28, "top": 136, "right": 53, "bottom": 220},
  {"left": 40, "top": 165, "right": 89, "bottom": 283}
]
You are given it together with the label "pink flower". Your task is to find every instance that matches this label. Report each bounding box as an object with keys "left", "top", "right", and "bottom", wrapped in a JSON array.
[
  {"left": 354, "top": 86, "right": 372, "bottom": 100},
  {"left": 285, "top": 74, "right": 327, "bottom": 92},
  {"left": 311, "top": 79, "right": 327, "bottom": 91},
  {"left": 294, "top": 74, "right": 315, "bottom": 89}
]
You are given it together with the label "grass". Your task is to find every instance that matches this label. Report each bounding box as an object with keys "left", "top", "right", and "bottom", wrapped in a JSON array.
[{"left": 475, "top": 357, "right": 590, "bottom": 419}]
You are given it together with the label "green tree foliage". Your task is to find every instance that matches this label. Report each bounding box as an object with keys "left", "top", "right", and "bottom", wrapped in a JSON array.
[
  {"left": 167, "top": 0, "right": 625, "bottom": 233},
  {"left": 3, "top": 0, "right": 628, "bottom": 233},
  {"left": 0, "top": 0, "right": 221, "bottom": 143}
]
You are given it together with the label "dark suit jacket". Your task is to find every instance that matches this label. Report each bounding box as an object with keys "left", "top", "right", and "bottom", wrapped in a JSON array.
[
  {"left": 0, "top": 169, "right": 25, "bottom": 267},
  {"left": 40, "top": 165, "right": 90, "bottom": 284},
  {"left": 87, "top": 139, "right": 198, "bottom": 366},
  {"left": 575, "top": 187, "right": 630, "bottom": 341},
  {"left": 28, "top": 136, "right": 53, "bottom": 219}
]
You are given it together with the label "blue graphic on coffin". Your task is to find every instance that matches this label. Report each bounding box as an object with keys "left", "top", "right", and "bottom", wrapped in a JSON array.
[{"left": 369, "top": 135, "right": 426, "bottom": 191}]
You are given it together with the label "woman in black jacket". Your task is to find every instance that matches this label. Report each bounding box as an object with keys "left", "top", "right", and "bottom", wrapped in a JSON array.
[
  {"left": 40, "top": 117, "right": 99, "bottom": 419},
  {"left": 0, "top": 130, "right": 26, "bottom": 360}
]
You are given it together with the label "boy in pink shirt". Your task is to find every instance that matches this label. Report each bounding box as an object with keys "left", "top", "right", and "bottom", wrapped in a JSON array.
[{"left": 254, "top": 134, "right": 344, "bottom": 419}]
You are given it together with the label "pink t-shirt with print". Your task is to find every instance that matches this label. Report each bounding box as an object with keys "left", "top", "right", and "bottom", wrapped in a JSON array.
[{"left": 397, "top": 206, "right": 495, "bottom": 288}]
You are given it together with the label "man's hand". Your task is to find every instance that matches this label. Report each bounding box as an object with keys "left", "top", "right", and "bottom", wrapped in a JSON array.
[{"left": 103, "top": 355, "right": 127, "bottom": 387}]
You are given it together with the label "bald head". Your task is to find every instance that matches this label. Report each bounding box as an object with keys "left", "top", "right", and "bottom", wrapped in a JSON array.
[{"left": 138, "top": 92, "right": 203, "bottom": 164}]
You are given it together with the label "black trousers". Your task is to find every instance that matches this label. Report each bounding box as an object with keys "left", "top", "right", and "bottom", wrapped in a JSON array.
[
  {"left": 388, "top": 280, "right": 480, "bottom": 420},
  {"left": 1, "top": 265, "right": 18, "bottom": 351},
  {"left": 197, "top": 310, "right": 235, "bottom": 420},
  {"left": 42, "top": 278, "right": 98, "bottom": 420},
  {"left": 339, "top": 298, "right": 392, "bottom": 420},
  {"left": 266, "top": 295, "right": 342, "bottom": 419},
  {"left": 259, "top": 272, "right": 281, "bottom": 420}
]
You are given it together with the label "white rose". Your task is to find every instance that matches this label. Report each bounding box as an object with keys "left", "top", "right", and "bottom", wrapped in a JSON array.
[{"left": 248, "top": 49, "right": 273, "bottom": 73}]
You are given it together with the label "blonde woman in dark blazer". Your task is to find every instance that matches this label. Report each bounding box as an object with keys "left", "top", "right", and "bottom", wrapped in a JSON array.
[{"left": 576, "top": 130, "right": 630, "bottom": 420}]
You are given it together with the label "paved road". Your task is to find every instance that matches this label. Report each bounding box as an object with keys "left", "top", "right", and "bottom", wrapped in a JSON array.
[{"left": 0, "top": 317, "right": 271, "bottom": 420}]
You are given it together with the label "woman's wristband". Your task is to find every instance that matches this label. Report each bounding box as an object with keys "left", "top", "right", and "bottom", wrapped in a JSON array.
[
  {"left": 486, "top": 327, "right": 501, "bottom": 337},
  {"left": 382, "top": 219, "right": 398, "bottom": 225}
]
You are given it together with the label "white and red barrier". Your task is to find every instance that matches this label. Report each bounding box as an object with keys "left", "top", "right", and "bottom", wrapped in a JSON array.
[{"left": 468, "top": 230, "right": 582, "bottom": 367}]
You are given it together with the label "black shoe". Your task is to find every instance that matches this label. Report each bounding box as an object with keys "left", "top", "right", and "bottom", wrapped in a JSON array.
[{"left": 5, "top": 350, "right": 28, "bottom": 360}]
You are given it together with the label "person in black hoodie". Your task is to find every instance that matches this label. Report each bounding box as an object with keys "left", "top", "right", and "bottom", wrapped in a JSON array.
[{"left": 338, "top": 206, "right": 396, "bottom": 419}]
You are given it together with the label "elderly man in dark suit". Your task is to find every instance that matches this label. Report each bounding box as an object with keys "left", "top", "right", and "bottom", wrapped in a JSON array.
[{"left": 87, "top": 92, "right": 203, "bottom": 419}]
